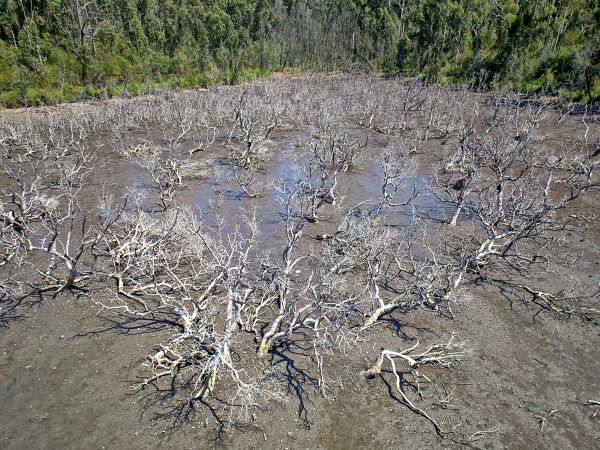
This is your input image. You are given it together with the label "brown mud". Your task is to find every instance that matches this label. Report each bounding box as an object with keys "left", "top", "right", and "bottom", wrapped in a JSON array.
[{"left": 1, "top": 77, "right": 599, "bottom": 449}]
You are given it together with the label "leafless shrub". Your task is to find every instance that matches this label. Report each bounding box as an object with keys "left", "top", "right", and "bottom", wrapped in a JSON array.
[
  {"left": 98, "top": 178, "right": 371, "bottom": 418},
  {"left": 377, "top": 148, "right": 419, "bottom": 212},
  {"left": 2, "top": 75, "right": 599, "bottom": 439},
  {"left": 0, "top": 136, "right": 113, "bottom": 291},
  {"left": 226, "top": 87, "right": 282, "bottom": 167},
  {"left": 433, "top": 117, "right": 600, "bottom": 314},
  {"left": 100, "top": 206, "right": 287, "bottom": 418},
  {"left": 362, "top": 333, "right": 470, "bottom": 434},
  {"left": 253, "top": 185, "right": 334, "bottom": 357}
]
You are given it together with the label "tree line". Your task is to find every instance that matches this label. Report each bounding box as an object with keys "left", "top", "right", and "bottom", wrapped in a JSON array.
[{"left": 0, "top": 0, "right": 598, "bottom": 106}]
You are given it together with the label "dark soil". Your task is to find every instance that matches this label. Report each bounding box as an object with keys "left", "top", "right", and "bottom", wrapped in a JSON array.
[{"left": 1, "top": 77, "right": 599, "bottom": 449}]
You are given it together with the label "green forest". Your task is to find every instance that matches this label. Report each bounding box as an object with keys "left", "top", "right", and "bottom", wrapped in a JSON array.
[{"left": 0, "top": 0, "right": 598, "bottom": 106}]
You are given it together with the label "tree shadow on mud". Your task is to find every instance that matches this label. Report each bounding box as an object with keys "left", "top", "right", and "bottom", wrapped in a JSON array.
[
  {"left": 377, "top": 370, "right": 450, "bottom": 440},
  {"left": 0, "top": 280, "right": 91, "bottom": 328},
  {"left": 134, "top": 384, "right": 262, "bottom": 446},
  {"left": 270, "top": 338, "right": 321, "bottom": 427},
  {"left": 0, "top": 303, "right": 24, "bottom": 327},
  {"left": 0, "top": 289, "right": 27, "bottom": 327},
  {"left": 76, "top": 310, "right": 319, "bottom": 440},
  {"left": 479, "top": 276, "right": 586, "bottom": 325},
  {"left": 77, "top": 311, "right": 179, "bottom": 337},
  {"left": 376, "top": 356, "right": 497, "bottom": 448},
  {"left": 378, "top": 314, "right": 435, "bottom": 340}
]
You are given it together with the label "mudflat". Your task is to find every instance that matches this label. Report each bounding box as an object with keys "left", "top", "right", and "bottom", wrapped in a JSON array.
[{"left": 1, "top": 75, "right": 599, "bottom": 449}]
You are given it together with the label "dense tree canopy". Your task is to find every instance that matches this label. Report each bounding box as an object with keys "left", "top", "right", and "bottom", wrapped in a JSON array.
[{"left": 0, "top": 0, "right": 598, "bottom": 106}]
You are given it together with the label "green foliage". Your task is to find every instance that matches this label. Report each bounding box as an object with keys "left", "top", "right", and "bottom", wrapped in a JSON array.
[
  {"left": 126, "top": 81, "right": 150, "bottom": 97},
  {"left": 24, "top": 87, "right": 46, "bottom": 106},
  {"left": 177, "top": 73, "right": 211, "bottom": 89},
  {"left": 60, "top": 84, "right": 82, "bottom": 103},
  {"left": 0, "top": 41, "right": 20, "bottom": 91},
  {"left": 84, "top": 86, "right": 103, "bottom": 98},
  {"left": 0, "top": 89, "right": 21, "bottom": 108},
  {"left": 106, "top": 84, "right": 125, "bottom": 98},
  {"left": 0, "top": 0, "right": 598, "bottom": 107}
]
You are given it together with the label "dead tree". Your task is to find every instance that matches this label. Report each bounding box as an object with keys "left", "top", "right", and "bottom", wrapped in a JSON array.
[
  {"left": 298, "top": 122, "right": 368, "bottom": 222},
  {"left": 254, "top": 185, "right": 326, "bottom": 357},
  {"left": 434, "top": 119, "right": 600, "bottom": 313},
  {"left": 375, "top": 149, "right": 419, "bottom": 214},
  {"left": 0, "top": 142, "right": 115, "bottom": 291},
  {"left": 101, "top": 206, "right": 286, "bottom": 416},
  {"left": 434, "top": 125, "right": 480, "bottom": 226},
  {"left": 362, "top": 334, "right": 470, "bottom": 434},
  {"left": 227, "top": 87, "right": 281, "bottom": 168}
]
